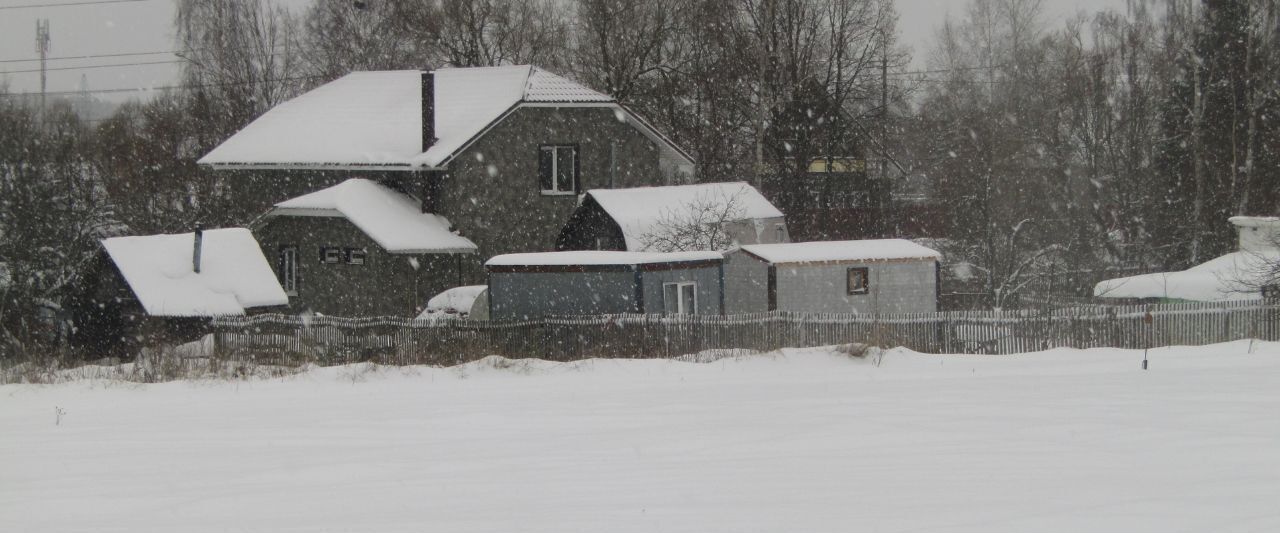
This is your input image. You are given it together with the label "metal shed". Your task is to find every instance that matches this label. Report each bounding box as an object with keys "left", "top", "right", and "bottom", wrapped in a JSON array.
[
  {"left": 723, "top": 240, "right": 941, "bottom": 315},
  {"left": 485, "top": 251, "right": 723, "bottom": 320}
]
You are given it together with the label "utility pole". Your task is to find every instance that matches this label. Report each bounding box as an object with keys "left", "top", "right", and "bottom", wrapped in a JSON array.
[
  {"left": 35, "top": 19, "right": 51, "bottom": 112},
  {"left": 878, "top": 28, "right": 889, "bottom": 237}
]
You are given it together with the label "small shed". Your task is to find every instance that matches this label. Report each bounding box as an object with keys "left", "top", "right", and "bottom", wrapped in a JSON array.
[
  {"left": 486, "top": 251, "right": 723, "bottom": 320},
  {"left": 74, "top": 228, "right": 289, "bottom": 355},
  {"left": 723, "top": 239, "right": 941, "bottom": 314},
  {"left": 557, "top": 182, "right": 787, "bottom": 251}
]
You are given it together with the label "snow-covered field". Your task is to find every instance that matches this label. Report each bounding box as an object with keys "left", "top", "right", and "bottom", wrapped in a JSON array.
[{"left": 3, "top": 341, "right": 1279, "bottom": 532}]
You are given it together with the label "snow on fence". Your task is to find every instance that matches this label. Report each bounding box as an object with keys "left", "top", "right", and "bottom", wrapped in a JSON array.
[{"left": 205, "top": 301, "right": 1280, "bottom": 365}]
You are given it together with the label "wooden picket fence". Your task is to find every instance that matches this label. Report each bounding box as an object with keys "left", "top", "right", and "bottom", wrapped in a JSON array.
[{"left": 206, "top": 300, "right": 1280, "bottom": 367}]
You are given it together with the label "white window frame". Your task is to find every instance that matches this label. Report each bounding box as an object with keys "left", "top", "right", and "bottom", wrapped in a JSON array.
[
  {"left": 662, "top": 281, "right": 698, "bottom": 315},
  {"left": 346, "top": 248, "right": 367, "bottom": 265},
  {"left": 540, "top": 145, "right": 578, "bottom": 196},
  {"left": 279, "top": 246, "right": 298, "bottom": 296}
]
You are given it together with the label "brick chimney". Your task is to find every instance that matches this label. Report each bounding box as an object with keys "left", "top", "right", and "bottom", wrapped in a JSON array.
[{"left": 422, "top": 71, "right": 436, "bottom": 153}]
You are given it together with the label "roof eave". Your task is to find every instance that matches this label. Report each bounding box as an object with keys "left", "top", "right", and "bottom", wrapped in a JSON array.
[{"left": 200, "top": 161, "right": 442, "bottom": 171}]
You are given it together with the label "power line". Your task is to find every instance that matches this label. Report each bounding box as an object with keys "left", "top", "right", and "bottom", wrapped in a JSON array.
[
  {"left": 2, "top": 59, "right": 184, "bottom": 75},
  {"left": 0, "top": 50, "right": 177, "bottom": 64},
  {"left": 0, "top": 75, "right": 327, "bottom": 98},
  {"left": 0, "top": 0, "right": 151, "bottom": 10}
]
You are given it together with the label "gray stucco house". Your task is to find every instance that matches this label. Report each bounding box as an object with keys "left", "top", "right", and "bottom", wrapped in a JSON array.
[
  {"left": 200, "top": 65, "right": 694, "bottom": 294},
  {"left": 557, "top": 182, "right": 788, "bottom": 251},
  {"left": 723, "top": 240, "right": 941, "bottom": 315},
  {"left": 485, "top": 251, "right": 723, "bottom": 320},
  {"left": 253, "top": 178, "right": 476, "bottom": 316}
]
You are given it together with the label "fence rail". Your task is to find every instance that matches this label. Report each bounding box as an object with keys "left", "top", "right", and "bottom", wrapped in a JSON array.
[{"left": 207, "top": 301, "right": 1280, "bottom": 366}]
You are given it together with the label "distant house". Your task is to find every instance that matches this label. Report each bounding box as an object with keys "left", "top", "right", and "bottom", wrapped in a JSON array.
[
  {"left": 1094, "top": 217, "right": 1280, "bottom": 302},
  {"left": 200, "top": 65, "right": 694, "bottom": 284},
  {"left": 253, "top": 178, "right": 477, "bottom": 317},
  {"left": 557, "top": 182, "right": 787, "bottom": 252},
  {"left": 73, "top": 228, "right": 288, "bottom": 355},
  {"left": 485, "top": 251, "right": 723, "bottom": 320},
  {"left": 723, "top": 240, "right": 942, "bottom": 314}
]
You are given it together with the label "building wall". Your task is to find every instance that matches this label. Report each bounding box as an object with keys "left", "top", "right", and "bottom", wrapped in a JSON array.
[
  {"left": 255, "top": 216, "right": 462, "bottom": 317},
  {"left": 556, "top": 198, "right": 628, "bottom": 251},
  {"left": 639, "top": 265, "right": 723, "bottom": 315},
  {"left": 722, "top": 252, "right": 771, "bottom": 314},
  {"left": 775, "top": 260, "right": 937, "bottom": 314},
  {"left": 441, "top": 106, "right": 664, "bottom": 283},
  {"left": 1236, "top": 220, "right": 1280, "bottom": 252},
  {"left": 724, "top": 216, "right": 789, "bottom": 247},
  {"left": 487, "top": 269, "right": 639, "bottom": 321}
]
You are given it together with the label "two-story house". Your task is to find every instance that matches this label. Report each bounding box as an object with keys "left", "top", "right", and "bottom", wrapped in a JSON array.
[{"left": 200, "top": 65, "right": 694, "bottom": 315}]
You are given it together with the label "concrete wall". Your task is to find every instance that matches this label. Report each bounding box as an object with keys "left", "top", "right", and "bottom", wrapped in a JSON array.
[
  {"left": 640, "top": 265, "right": 723, "bottom": 315},
  {"left": 775, "top": 260, "right": 937, "bottom": 314},
  {"left": 1235, "top": 219, "right": 1280, "bottom": 252},
  {"left": 722, "top": 252, "right": 771, "bottom": 314},
  {"left": 487, "top": 269, "right": 638, "bottom": 321},
  {"left": 441, "top": 106, "right": 664, "bottom": 283},
  {"left": 724, "top": 216, "right": 789, "bottom": 246},
  {"left": 255, "top": 215, "right": 462, "bottom": 317}
]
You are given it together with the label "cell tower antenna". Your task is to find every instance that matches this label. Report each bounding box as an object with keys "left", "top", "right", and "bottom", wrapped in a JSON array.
[{"left": 36, "top": 19, "right": 51, "bottom": 111}]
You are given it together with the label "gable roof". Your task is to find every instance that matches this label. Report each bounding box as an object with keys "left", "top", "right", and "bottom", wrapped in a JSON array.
[
  {"left": 198, "top": 65, "right": 690, "bottom": 171},
  {"left": 585, "top": 182, "right": 784, "bottom": 251},
  {"left": 270, "top": 178, "right": 477, "bottom": 254},
  {"left": 1094, "top": 251, "right": 1280, "bottom": 302},
  {"left": 738, "top": 239, "right": 942, "bottom": 265},
  {"left": 102, "top": 228, "right": 288, "bottom": 317}
]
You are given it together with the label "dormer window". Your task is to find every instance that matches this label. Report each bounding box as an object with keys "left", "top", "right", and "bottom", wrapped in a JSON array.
[{"left": 539, "top": 145, "right": 578, "bottom": 195}]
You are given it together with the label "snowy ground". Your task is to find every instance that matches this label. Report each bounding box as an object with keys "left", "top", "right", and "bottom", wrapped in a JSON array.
[{"left": 3, "top": 341, "right": 1279, "bottom": 532}]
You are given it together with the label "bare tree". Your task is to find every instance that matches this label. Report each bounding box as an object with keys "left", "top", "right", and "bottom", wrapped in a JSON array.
[
  {"left": 638, "top": 192, "right": 748, "bottom": 252},
  {"left": 175, "top": 0, "right": 307, "bottom": 143},
  {"left": 397, "top": 0, "right": 570, "bottom": 69}
]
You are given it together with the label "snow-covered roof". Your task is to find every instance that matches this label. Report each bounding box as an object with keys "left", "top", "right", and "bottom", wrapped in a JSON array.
[
  {"left": 1094, "top": 251, "right": 1280, "bottom": 302},
  {"left": 488, "top": 250, "right": 722, "bottom": 267},
  {"left": 102, "top": 228, "right": 288, "bottom": 317},
  {"left": 198, "top": 65, "right": 689, "bottom": 171},
  {"left": 586, "top": 182, "right": 784, "bottom": 251},
  {"left": 271, "top": 178, "right": 476, "bottom": 254},
  {"left": 1229, "top": 216, "right": 1280, "bottom": 227},
  {"left": 415, "top": 285, "right": 487, "bottom": 320},
  {"left": 738, "top": 239, "right": 942, "bottom": 265}
]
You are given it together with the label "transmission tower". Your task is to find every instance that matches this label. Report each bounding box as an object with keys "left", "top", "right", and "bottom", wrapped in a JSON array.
[{"left": 36, "top": 19, "right": 51, "bottom": 110}]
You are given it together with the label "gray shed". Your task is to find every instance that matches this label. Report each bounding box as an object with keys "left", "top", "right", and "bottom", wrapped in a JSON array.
[
  {"left": 486, "top": 251, "right": 723, "bottom": 320},
  {"left": 723, "top": 240, "right": 941, "bottom": 315}
]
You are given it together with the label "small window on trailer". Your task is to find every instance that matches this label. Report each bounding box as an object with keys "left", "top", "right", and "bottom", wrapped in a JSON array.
[
  {"left": 847, "top": 267, "right": 869, "bottom": 295},
  {"left": 662, "top": 282, "right": 698, "bottom": 315}
]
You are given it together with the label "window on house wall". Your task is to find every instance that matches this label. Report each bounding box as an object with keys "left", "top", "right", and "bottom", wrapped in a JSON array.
[
  {"left": 775, "top": 224, "right": 787, "bottom": 243},
  {"left": 663, "top": 282, "right": 698, "bottom": 315},
  {"left": 539, "top": 145, "right": 578, "bottom": 195},
  {"left": 346, "top": 248, "right": 367, "bottom": 265},
  {"left": 320, "top": 247, "right": 342, "bottom": 264},
  {"left": 279, "top": 246, "right": 298, "bottom": 296},
  {"left": 847, "top": 267, "right": 870, "bottom": 295}
]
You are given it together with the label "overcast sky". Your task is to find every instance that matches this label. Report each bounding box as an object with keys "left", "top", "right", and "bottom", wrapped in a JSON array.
[{"left": 0, "top": 0, "right": 1128, "bottom": 102}]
